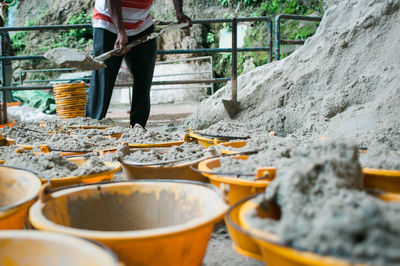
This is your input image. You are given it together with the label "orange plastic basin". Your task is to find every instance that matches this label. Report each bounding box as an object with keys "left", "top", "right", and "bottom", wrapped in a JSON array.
[
  {"left": 0, "top": 230, "right": 119, "bottom": 266},
  {"left": 184, "top": 132, "right": 220, "bottom": 148},
  {"left": 239, "top": 193, "right": 399, "bottom": 266},
  {"left": 197, "top": 155, "right": 275, "bottom": 205},
  {"left": 121, "top": 158, "right": 208, "bottom": 183},
  {"left": 0, "top": 166, "right": 42, "bottom": 229},
  {"left": 239, "top": 195, "right": 360, "bottom": 266},
  {"left": 224, "top": 195, "right": 263, "bottom": 261},
  {"left": 363, "top": 168, "right": 400, "bottom": 193},
  {"left": 39, "top": 157, "right": 121, "bottom": 188},
  {"left": 29, "top": 180, "right": 228, "bottom": 266}
]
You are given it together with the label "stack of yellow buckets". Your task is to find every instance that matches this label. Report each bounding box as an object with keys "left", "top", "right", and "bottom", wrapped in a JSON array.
[{"left": 53, "top": 82, "right": 87, "bottom": 119}]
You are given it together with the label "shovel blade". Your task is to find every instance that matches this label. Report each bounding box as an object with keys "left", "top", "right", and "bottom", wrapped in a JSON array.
[{"left": 222, "top": 99, "right": 240, "bottom": 119}]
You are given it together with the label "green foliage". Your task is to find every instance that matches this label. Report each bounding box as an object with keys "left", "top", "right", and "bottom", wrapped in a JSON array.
[
  {"left": 210, "top": 0, "right": 323, "bottom": 91},
  {"left": 10, "top": 31, "right": 28, "bottom": 53},
  {"left": 41, "top": 12, "right": 93, "bottom": 52},
  {"left": 206, "top": 32, "right": 215, "bottom": 44},
  {"left": 287, "top": 24, "right": 318, "bottom": 40}
]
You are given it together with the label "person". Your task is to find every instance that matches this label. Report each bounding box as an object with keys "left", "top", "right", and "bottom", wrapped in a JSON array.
[
  {"left": 0, "top": 15, "right": 15, "bottom": 102},
  {"left": 86, "top": 0, "right": 192, "bottom": 128}
]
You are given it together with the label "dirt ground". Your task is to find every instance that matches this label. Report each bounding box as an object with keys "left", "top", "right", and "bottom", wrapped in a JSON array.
[{"left": 107, "top": 102, "right": 199, "bottom": 128}]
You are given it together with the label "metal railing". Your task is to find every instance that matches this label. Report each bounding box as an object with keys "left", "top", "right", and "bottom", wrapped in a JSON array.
[
  {"left": 274, "top": 14, "right": 322, "bottom": 60},
  {"left": 0, "top": 17, "right": 273, "bottom": 123}
]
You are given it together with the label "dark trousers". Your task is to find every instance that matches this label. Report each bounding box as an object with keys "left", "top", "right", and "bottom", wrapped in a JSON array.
[{"left": 85, "top": 26, "right": 157, "bottom": 128}]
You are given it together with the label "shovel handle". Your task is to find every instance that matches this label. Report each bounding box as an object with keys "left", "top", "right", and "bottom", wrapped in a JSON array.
[{"left": 94, "top": 22, "right": 189, "bottom": 62}]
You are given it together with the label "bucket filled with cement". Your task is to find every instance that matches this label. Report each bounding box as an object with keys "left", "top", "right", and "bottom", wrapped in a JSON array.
[
  {"left": 0, "top": 230, "right": 119, "bottom": 266},
  {"left": 119, "top": 142, "right": 219, "bottom": 182},
  {"left": 197, "top": 155, "right": 275, "bottom": 205},
  {"left": 29, "top": 180, "right": 229, "bottom": 266},
  {"left": 0, "top": 166, "right": 42, "bottom": 229},
  {"left": 3, "top": 152, "right": 121, "bottom": 188}
]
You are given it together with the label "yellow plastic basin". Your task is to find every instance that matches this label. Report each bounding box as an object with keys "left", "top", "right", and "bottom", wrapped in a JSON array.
[
  {"left": 184, "top": 132, "right": 219, "bottom": 148},
  {"left": 39, "top": 157, "right": 121, "bottom": 188},
  {"left": 0, "top": 166, "right": 42, "bottom": 229},
  {"left": 121, "top": 157, "right": 208, "bottom": 183},
  {"left": 238, "top": 193, "right": 399, "bottom": 266},
  {"left": 0, "top": 230, "right": 119, "bottom": 266},
  {"left": 127, "top": 140, "right": 184, "bottom": 148},
  {"left": 363, "top": 168, "right": 400, "bottom": 193},
  {"left": 239, "top": 195, "right": 358, "bottom": 266},
  {"left": 29, "top": 180, "right": 229, "bottom": 266},
  {"left": 224, "top": 195, "right": 263, "bottom": 261},
  {"left": 197, "top": 156, "right": 275, "bottom": 205}
]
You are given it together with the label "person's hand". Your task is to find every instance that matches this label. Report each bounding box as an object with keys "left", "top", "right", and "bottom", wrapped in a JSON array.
[
  {"left": 115, "top": 31, "right": 130, "bottom": 55},
  {"left": 176, "top": 13, "right": 192, "bottom": 29}
]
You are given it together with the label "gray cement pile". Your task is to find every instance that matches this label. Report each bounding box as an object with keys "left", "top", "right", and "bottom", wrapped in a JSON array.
[
  {"left": 214, "top": 135, "right": 299, "bottom": 179},
  {"left": 0, "top": 125, "right": 49, "bottom": 145},
  {"left": 69, "top": 126, "right": 129, "bottom": 137},
  {"left": 122, "top": 142, "right": 214, "bottom": 165},
  {"left": 4, "top": 152, "right": 111, "bottom": 178},
  {"left": 44, "top": 47, "right": 106, "bottom": 71},
  {"left": 37, "top": 133, "right": 119, "bottom": 151},
  {"left": 42, "top": 117, "right": 115, "bottom": 129},
  {"left": 359, "top": 142, "right": 400, "bottom": 170},
  {"left": 247, "top": 141, "right": 400, "bottom": 265},
  {"left": 118, "top": 124, "right": 182, "bottom": 144},
  {"left": 195, "top": 121, "right": 263, "bottom": 138},
  {"left": 184, "top": 0, "right": 400, "bottom": 151},
  {"left": 0, "top": 146, "right": 21, "bottom": 160}
]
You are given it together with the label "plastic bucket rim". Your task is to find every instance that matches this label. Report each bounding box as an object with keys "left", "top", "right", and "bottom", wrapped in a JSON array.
[
  {"left": 39, "top": 159, "right": 121, "bottom": 184},
  {"left": 0, "top": 165, "right": 42, "bottom": 213},
  {"left": 196, "top": 157, "right": 271, "bottom": 187},
  {"left": 29, "top": 179, "right": 229, "bottom": 240},
  {"left": 0, "top": 230, "right": 120, "bottom": 265},
  {"left": 362, "top": 167, "right": 400, "bottom": 176},
  {"left": 238, "top": 195, "right": 373, "bottom": 265}
]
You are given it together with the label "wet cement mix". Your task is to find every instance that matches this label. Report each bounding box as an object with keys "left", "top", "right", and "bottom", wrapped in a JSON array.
[
  {"left": 247, "top": 141, "right": 400, "bottom": 265},
  {"left": 69, "top": 126, "right": 129, "bottom": 137},
  {"left": 194, "top": 121, "right": 263, "bottom": 139},
  {"left": 4, "top": 151, "right": 111, "bottom": 178},
  {"left": 213, "top": 135, "right": 300, "bottom": 179},
  {"left": 184, "top": 0, "right": 400, "bottom": 152},
  {"left": 0, "top": 145, "right": 21, "bottom": 161},
  {"left": 359, "top": 142, "right": 400, "bottom": 170},
  {"left": 118, "top": 124, "right": 183, "bottom": 144},
  {"left": 121, "top": 142, "right": 219, "bottom": 166},
  {"left": 38, "top": 133, "right": 119, "bottom": 151}
]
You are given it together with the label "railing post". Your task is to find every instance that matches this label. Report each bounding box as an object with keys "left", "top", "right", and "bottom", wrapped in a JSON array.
[
  {"left": 231, "top": 16, "right": 238, "bottom": 102},
  {"left": 267, "top": 18, "right": 273, "bottom": 63},
  {"left": 0, "top": 34, "right": 7, "bottom": 124},
  {"left": 274, "top": 15, "right": 281, "bottom": 60}
]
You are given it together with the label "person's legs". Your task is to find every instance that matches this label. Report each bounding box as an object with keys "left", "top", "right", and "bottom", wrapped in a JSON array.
[
  {"left": 123, "top": 26, "right": 157, "bottom": 128},
  {"left": 85, "top": 28, "right": 123, "bottom": 120},
  {"left": 4, "top": 64, "right": 15, "bottom": 102}
]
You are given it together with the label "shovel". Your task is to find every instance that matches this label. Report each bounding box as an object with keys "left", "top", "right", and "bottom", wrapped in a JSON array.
[
  {"left": 44, "top": 22, "right": 188, "bottom": 71},
  {"left": 222, "top": 0, "right": 241, "bottom": 119}
]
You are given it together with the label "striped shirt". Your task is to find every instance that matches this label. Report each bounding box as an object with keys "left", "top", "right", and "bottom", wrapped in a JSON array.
[{"left": 92, "top": 0, "right": 154, "bottom": 36}]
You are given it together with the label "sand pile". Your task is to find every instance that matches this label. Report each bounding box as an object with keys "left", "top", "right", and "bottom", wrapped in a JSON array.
[
  {"left": 184, "top": 0, "right": 400, "bottom": 150},
  {"left": 247, "top": 141, "right": 400, "bottom": 265}
]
